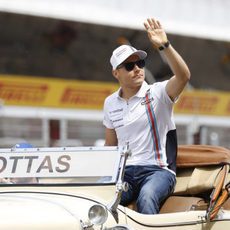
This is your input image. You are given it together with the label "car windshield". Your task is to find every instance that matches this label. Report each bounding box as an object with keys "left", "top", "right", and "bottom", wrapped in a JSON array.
[{"left": 0, "top": 146, "right": 121, "bottom": 185}]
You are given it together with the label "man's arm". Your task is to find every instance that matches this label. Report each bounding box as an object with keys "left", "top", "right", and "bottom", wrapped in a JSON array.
[
  {"left": 105, "top": 128, "right": 118, "bottom": 146},
  {"left": 162, "top": 45, "right": 190, "bottom": 101},
  {"left": 144, "top": 18, "right": 191, "bottom": 101}
]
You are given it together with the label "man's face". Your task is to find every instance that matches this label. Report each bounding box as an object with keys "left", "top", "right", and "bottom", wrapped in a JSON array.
[{"left": 113, "top": 55, "right": 145, "bottom": 89}]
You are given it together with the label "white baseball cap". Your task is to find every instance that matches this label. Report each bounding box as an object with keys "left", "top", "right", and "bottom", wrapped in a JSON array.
[{"left": 110, "top": 45, "right": 147, "bottom": 70}]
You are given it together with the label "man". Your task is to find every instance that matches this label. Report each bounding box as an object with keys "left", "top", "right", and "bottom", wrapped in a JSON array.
[{"left": 103, "top": 18, "right": 190, "bottom": 214}]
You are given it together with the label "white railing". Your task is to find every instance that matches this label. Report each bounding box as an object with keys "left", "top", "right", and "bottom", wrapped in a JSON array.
[{"left": 0, "top": 106, "right": 229, "bottom": 148}]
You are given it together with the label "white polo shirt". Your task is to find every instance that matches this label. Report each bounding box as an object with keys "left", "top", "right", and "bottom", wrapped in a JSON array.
[{"left": 103, "top": 81, "right": 176, "bottom": 170}]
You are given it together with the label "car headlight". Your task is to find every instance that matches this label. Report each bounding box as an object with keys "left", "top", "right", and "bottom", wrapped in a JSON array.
[{"left": 88, "top": 204, "right": 108, "bottom": 225}]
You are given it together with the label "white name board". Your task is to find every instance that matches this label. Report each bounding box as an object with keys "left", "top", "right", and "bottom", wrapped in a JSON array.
[{"left": 0, "top": 147, "right": 120, "bottom": 180}]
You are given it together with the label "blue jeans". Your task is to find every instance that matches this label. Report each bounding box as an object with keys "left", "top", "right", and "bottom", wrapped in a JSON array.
[{"left": 120, "top": 165, "right": 176, "bottom": 214}]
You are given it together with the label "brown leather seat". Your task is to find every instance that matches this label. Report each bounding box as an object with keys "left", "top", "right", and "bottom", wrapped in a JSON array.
[
  {"left": 223, "top": 199, "right": 230, "bottom": 210},
  {"left": 127, "top": 201, "right": 137, "bottom": 211},
  {"left": 160, "top": 196, "right": 207, "bottom": 214},
  {"left": 127, "top": 196, "right": 207, "bottom": 213}
]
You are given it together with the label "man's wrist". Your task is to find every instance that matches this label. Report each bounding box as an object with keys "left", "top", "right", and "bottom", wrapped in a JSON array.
[{"left": 158, "top": 41, "right": 170, "bottom": 51}]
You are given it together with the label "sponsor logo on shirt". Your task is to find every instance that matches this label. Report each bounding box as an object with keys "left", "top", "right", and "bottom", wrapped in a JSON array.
[
  {"left": 112, "top": 118, "right": 123, "bottom": 123},
  {"left": 109, "top": 108, "right": 123, "bottom": 114},
  {"left": 141, "top": 97, "right": 154, "bottom": 105}
]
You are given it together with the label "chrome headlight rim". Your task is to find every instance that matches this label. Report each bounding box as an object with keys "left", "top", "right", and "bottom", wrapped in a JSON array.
[
  {"left": 106, "top": 224, "right": 134, "bottom": 230},
  {"left": 88, "top": 204, "right": 108, "bottom": 225}
]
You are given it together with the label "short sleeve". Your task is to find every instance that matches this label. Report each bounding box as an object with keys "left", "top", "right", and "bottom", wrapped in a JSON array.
[
  {"left": 103, "top": 98, "right": 114, "bottom": 129},
  {"left": 151, "top": 80, "right": 174, "bottom": 105}
]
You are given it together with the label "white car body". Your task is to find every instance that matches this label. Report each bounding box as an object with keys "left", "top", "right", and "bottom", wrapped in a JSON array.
[{"left": 0, "top": 145, "right": 230, "bottom": 230}]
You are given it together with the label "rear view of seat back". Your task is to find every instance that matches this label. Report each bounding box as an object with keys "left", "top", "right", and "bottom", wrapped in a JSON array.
[{"left": 160, "top": 145, "right": 230, "bottom": 214}]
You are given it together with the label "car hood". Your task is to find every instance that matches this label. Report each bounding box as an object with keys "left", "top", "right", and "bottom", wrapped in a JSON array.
[{"left": 0, "top": 191, "right": 117, "bottom": 230}]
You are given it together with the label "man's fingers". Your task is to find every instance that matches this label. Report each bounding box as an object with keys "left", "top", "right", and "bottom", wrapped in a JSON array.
[
  {"left": 143, "top": 22, "right": 149, "bottom": 30},
  {"left": 147, "top": 18, "right": 154, "bottom": 28},
  {"left": 144, "top": 18, "right": 161, "bottom": 31},
  {"left": 152, "top": 18, "right": 159, "bottom": 29},
  {"left": 156, "top": 20, "right": 163, "bottom": 29}
]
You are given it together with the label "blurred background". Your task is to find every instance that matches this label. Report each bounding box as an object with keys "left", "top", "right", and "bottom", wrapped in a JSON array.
[{"left": 0, "top": 0, "right": 229, "bottom": 148}]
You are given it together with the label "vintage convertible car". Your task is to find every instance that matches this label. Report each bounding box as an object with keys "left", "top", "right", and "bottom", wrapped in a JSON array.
[{"left": 0, "top": 144, "right": 230, "bottom": 230}]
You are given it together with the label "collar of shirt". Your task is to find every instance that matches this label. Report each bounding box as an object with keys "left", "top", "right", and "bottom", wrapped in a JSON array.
[{"left": 116, "top": 81, "right": 150, "bottom": 100}]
